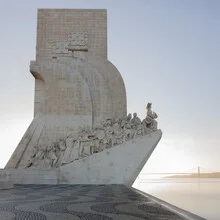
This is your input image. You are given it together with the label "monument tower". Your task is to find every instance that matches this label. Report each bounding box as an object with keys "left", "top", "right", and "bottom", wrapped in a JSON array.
[
  {"left": 6, "top": 9, "right": 126, "bottom": 168},
  {"left": 3, "top": 9, "right": 162, "bottom": 186}
]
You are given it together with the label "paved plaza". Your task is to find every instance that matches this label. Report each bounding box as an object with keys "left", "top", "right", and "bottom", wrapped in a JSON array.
[{"left": 0, "top": 184, "right": 190, "bottom": 220}]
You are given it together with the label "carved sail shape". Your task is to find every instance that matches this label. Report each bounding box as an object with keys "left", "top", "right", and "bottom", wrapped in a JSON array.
[{"left": 6, "top": 55, "right": 127, "bottom": 168}]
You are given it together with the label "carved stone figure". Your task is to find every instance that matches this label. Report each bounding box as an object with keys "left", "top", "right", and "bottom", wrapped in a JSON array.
[
  {"left": 93, "top": 138, "right": 101, "bottom": 153},
  {"left": 32, "top": 145, "right": 47, "bottom": 168},
  {"left": 56, "top": 139, "right": 67, "bottom": 166},
  {"left": 25, "top": 145, "right": 38, "bottom": 168},
  {"left": 121, "top": 113, "right": 133, "bottom": 141},
  {"left": 78, "top": 130, "right": 93, "bottom": 157},
  {"left": 145, "top": 103, "right": 158, "bottom": 131},
  {"left": 131, "top": 113, "right": 141, "bottom": 127},
  {"left": 103, "top": 124, "right": 113, "bottom": 147},
  {"left": 62, "top": 135, "right": 78, "bottom": 164},
  {"left": 141, "top": 119, "right": 152, "bottom": 135},
  {"left": 94, "top": 127, "right": 105, "bottom": 140},
  {"left": 112, "top": 122, "right": 124, "bottom": 145},
  {"left": 130, "top": 113, "right": 142, "bottom": 139},
  {"left": 127, "top": 113, "right": 132, "bottom": 121},
  {"left": 46, "top": 143, "right": 58, "bottom": 168},
  {"left": 121, "top": 113, "right": 132, "bottom": 128}
]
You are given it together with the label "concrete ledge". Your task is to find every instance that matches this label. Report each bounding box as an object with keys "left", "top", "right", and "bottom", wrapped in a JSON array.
[
  {"left": 0, "top": 181, "right": 14, "bottom": 189},
  {"left": 130, "top": 186, "right": 206, "bottom": 220}
]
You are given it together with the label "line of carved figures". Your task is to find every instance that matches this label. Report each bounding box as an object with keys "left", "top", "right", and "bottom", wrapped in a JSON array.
[{"left": 26, "top": 107, "right": 158, "bottom": 168}]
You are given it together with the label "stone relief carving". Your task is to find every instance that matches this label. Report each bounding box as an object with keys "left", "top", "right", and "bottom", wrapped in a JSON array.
[
  {"left": 52, "top": 40, "right": 72, "bottom": 58},
  {"left": 26, "top": 108, "right": 159, "bottom": 169},
  {"left": 68, "top": 31, "right": 88, "bottom": 51},
  {"left": 51, "top": 32, "right": 88, "bottom": 58}
]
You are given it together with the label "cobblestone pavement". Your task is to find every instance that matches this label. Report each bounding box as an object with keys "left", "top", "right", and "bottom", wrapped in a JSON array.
[{"left": 0, "top": 184, "right": 186, "bottom": 220}]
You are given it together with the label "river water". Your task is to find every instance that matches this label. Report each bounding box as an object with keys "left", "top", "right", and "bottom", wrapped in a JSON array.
[{"left": 133, "top": 177, "right": 220, "bottom": 220}]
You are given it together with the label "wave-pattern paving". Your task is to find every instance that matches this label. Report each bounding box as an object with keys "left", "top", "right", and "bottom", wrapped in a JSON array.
[{"left": 0, "top": 184, "right": 186, "bottom": 220}]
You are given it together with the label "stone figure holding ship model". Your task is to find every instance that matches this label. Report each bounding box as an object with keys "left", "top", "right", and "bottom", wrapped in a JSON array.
[{"left": 145, "top": 103, "right": 158, "bottom": 131}]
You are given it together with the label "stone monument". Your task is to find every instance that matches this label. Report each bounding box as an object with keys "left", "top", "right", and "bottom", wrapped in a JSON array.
[
  {"left": 6, "top": 9, "right": 126, "bottom": 168},
  {"left": 2, "top": 9, "right": 162, "bottom": 185}
]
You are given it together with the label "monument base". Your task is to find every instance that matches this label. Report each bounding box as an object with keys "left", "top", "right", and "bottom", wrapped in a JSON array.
[{"left": 1, "top": 130, "right": 162, "bottom": 186}]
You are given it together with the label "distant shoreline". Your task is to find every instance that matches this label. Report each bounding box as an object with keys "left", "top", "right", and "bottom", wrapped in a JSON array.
[{"left": 164, "top": 172, "right": 220, "bottom": 178}]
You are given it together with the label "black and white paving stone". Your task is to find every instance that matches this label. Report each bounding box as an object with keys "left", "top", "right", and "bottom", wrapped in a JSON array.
[{"left": 0, "top": 184, "right": 191, "bottom": 220}]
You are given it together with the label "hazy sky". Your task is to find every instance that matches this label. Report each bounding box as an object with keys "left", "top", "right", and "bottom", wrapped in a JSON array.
[{"left": 0, "top": 0, "right": 220, "bottom": 173}]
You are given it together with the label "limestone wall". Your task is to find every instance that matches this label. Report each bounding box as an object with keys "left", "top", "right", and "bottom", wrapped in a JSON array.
[{"left": 36, "top": 9, "right": 107, "bottom": 61}]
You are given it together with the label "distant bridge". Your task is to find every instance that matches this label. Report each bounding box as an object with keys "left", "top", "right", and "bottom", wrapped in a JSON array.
[{"left": 141, "top": 166, "right": 218, "bottom": 176}]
